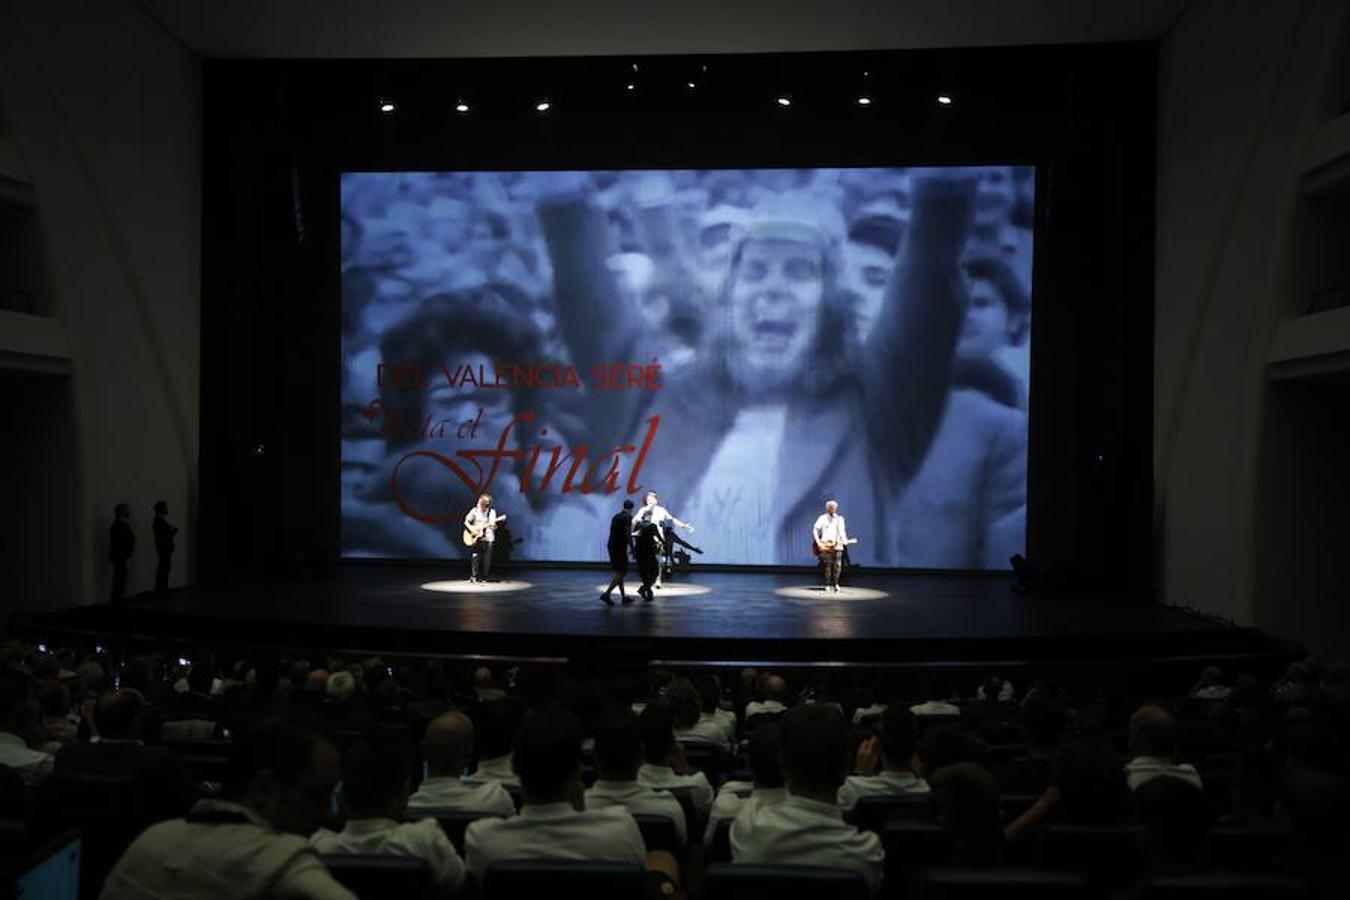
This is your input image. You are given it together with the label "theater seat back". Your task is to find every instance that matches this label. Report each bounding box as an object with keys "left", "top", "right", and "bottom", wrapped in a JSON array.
[
  {"left": 321, "top": 854, "right": 432, "bottom": 900},
  {"left": 705, "top": 863, "right": 870, "bottom": 900},
  {"left": 482, "top": 861, "right": 648, "bottom": 900}
]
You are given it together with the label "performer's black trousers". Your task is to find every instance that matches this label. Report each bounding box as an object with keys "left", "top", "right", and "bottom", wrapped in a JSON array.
[
  {"left": 820, "top": 549, "right": 844, "bottom": 587},
  {"left": 111, "top": 562, "right": 128, "bottom": 603},
  {"left": 471, "top": 540, "right": 493, "bottom": 581},
  {"left": 156, "top": 553, "right": 172, "bottom": 594}
]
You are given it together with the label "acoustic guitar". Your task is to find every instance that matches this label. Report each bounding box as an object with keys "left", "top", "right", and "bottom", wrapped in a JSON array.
[
  {"left": 462, "top": 514, "right": 506, "bottom": 547},
  {"left": 812, "top": 537, "right": 858, "bottom": 556}
]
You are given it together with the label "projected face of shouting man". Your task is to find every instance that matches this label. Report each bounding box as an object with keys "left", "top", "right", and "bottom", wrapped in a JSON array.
[{"left": 728, "top": 236, "right": 826, "bottom": 395}]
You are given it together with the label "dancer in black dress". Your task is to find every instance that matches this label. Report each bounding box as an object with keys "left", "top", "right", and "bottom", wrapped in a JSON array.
[
  {"left": 601, "top": 500, "right": 635, "bottom": 606},
  {"left": 634, "top": 521, "right": 663, "bottom": 602}
]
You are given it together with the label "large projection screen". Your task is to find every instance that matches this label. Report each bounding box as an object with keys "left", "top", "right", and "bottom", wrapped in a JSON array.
[{"left": 340, "top": 167, "right": 1033, "bottom": 569}]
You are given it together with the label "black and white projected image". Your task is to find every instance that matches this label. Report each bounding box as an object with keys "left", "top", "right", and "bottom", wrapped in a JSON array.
[{"left": 340, "top": 167, "right": 1033, "bottom": 568}]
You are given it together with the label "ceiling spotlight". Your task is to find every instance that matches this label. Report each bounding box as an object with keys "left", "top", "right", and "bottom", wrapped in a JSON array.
[
  {"left": 455, "top": 101, "right": 470, "bottom": 113},
  {"left": 377, "top": 100, "right": 396, "bottom": 113},
  {"left": 857, "top": 96, "right": 872, "bottom": 106},
  {"left": 776, "top": 96, "right": 792, "bottom": 107},
  {"left": 687, "top": 81, "right": 696, "bottom": 89},
  {"left": 937, "top": 94, "right": 954, "bottom": 105},
  {"left": 626, "top": 83, "right": 635, "bottom": 91},
  {"left": 631, "top": 63, "right": 639, "bottom": 72},
  {"left": 536, "top": 100, "right": 551, "bottom": 112}
]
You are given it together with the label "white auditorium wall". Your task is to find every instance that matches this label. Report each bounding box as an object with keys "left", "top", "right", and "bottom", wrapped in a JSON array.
[
  {"left": 0, "top": 0, "right": 201, "bottom": 613},
  {"left": 1155, "top": 0, "right": 1350, "bottom": 659}
]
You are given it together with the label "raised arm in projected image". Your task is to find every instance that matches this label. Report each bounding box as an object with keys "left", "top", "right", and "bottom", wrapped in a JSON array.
[{"left": 538, "top": 168, "right": 978, "bottom": 566}]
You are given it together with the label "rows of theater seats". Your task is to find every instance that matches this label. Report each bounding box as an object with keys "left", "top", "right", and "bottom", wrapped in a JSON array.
[{"left": 1, "top": 634, "right": 1346, "bottom": 899}]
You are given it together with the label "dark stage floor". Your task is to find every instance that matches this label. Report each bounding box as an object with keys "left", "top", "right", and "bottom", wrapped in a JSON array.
[{"left": 32, "top": 565, "right": 1290, "bottom": 666}]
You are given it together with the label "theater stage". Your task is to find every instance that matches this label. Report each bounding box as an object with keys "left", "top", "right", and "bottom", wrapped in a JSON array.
[{"left": 30, "top": 564, "right": 1289, "bottom": 666}]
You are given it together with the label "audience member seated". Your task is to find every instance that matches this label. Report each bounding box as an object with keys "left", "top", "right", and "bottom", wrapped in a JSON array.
[
  {"left": 731, "top": 704, "right": 885, "bottom": 896},
  {"left": 1004, "top": 686, "right": 1066, "bottom": 793},
  {"left": 1113, "top": 774, "right": 1213, "bottom": 897},
  {"left": 636, "top": 703, "right": 714, "bottom": 814},
  {"left": 850, "top": 684, "right": 888, "bottom": 726},
  {"left": 697, "top": 676, "right": 737, "bottom": 744},
  {"left": 1124, "top": 705, "right": 1202, "bottom": 791},
  {"left": 0, "top": 669, "right": 55, "bottom": 786},
  {"left": 55, "top": 689, "right": 201, "bottom": 821},
  {"left": 472, "top": 667, "right": 506, "bottom": 703},
  {"left": 920, "top": 723, "right": 987, "bottom": 776},
  {"left": 407, "top": 711, "right": 515, "bottom": 817},
  {"left": 669, "top": 679, "right": 728, "bottom": 750},
  {"left": 1005, "top": 734, "right": 1129, "bottom": 843},
  {"left": 464, "top": 698, "right": 523, "bottom": 788},
  {"left": 908, "top": 674, "right": 962, "bottom": 717},
  {"left": 1189, "top": 665, "right": 1232, "bottom": 701},
  {"left": 839, "top": 706, "right": 930, "bottom": 813},
  {"left": 37, "top": 680, "right": 79, "bottom": 751},
  {"left": 745, "top": 674, "right": 789, "bottom": 720},
  {"left": 1270, "top": 763, "right": 1350, "bottom": 900},
  {"left": 463, "top": 706, "right": 648, "bottom": 882},
  {"left": 930, "top": 762, "right": 1004, "bottom": 867},
  {"left": 311, "top": 740, "right": 466, "bottom": 895},
  {"left": 585, "top": 708, "right": 688, "bottom": 846},
  {"left": 707, "top": 723, "right": 786, "bottom": 845},
  {"left": 99, "top": 716, "right": 355, "bottom": 899}
]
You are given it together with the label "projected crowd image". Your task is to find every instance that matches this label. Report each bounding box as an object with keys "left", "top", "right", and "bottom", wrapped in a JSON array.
[{"left": 341, "top": 166, "right": 1032, "bottom": 569}]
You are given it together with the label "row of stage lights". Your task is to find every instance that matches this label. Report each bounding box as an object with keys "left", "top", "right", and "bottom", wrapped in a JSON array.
[{"left": 374, "top": 65, "right": 954, "bottom": 116}]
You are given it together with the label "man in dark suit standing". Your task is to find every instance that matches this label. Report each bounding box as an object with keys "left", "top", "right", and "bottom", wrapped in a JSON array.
[
  {"left": 55, "top": 690, "right": 201, "bottom": 822},
  {"left": 110, "top": 504, "right": 135, "bottom": 603},
  {"left": 600, "top": 499, "right": 635, "bottom": 607},
  {"left": 152, "top": 500, "right": 177, "bottom": 596}
]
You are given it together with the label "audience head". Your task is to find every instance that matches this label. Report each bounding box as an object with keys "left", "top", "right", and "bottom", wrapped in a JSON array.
[
  {"left": 0, "top": 669, "right": 39, "bottom": 738},
  {"left": 114, "top": 504, "right": 130, "bottom": 520},
  {"left": 877, "top": 706, "right": 919, "bottom": 771},
  {"left": 1197, "top": 665, "right": 1224, "bottom": 687},
  {"left": 325, "top": 670, "right": 357, "bottom": 704},
  {"left": 931, "top": 763, "right": 1004, "bottom": 867},
  {"left": 921, "top": 723, "right": 987, "bottom": 775},
  {"left": 1129, "top": 704, "right": 1179, "bottom": 759},
  {"left": 478, "top": 696, "right": 525, "bottom": 761},
  {"left": 638, "top": 701, "right": 677, "bottom": 766},
  {"left": 153, "top": 500, "right": 168, "bottom": 515},
  {"left": 225, "top": 716, "right": 340, "bottom": 836},
  {"left": 340, "top": 740, "right": 410, "bottom": 820},
  {"left": 1053, "top": 735, "right": 1129, "bottom": 824},
  {"left": 764, "top": 674, "right": 788, "bottom": 704},
  {"left": 779, "top": 703, "right": 848, "bottom": 800},
  {"left": 422, "top": 711, "right": 475, "bottom": 779},
  {"left": 36, "top": 680, "right": 71, "bottom": 719},
  {"left": 665, "top": 679, "right": 702, "bottom": 730},
  {"left": 303, "top": 669, "right": 329, "bottom": 695},
  {"left": 1134, "top": 775, "right": 1212, "bottom": 867},
  {"left": 512, "top": 706, "right": 584, "bottom": 807},
  {"left": 94, "top": 690, "right": 146, "bottom": 741},
  {"left": 696, "top": 676, "right": 722, "bottom": 716},
  {"left": 1021, "top": 687, "right": 1068, "bottom": 754},
  {"left": 747, "top": 722, "right": 786, "bottom": 789},
  {"left": 472, "top": 667, "right": 494, "bottom": 691},
  {"left": 592, "top": 708, "right": 644, "bottom": 781}
]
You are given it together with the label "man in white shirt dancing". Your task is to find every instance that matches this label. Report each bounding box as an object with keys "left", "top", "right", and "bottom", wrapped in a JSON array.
[
  {"left": 630, "top": 491, "right": 694, "bottom": 600},
  {"left": 463, "top": 493, "right": 503, "bottom": 584},
  {"left": 812, "top": 500, "right": 851, "bottom": 593}
]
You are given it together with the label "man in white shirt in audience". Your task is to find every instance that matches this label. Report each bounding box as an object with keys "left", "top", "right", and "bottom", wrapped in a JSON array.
[
  {"left": 838, "top": 706, "right": 930, "bottom": 814},
  {"left": 100, "top": 717, "right": 357, "bottom": 899},
  {"left": 311, "top": 741, "right": 466, "bottom": 895},
  {"left": 585, "top": 708, "right": 688, "bottom": 846},
  {"left": 636, "top": 702, "right": 714, "bottom": 814},
  {"left": 1123, "top": 704, "right": 1203, "bottom": 791},
  {"left": 669, "top": 678, "right": 730, "bottom": 751},
  {"left": 731, "top": 704, "right": 885, "bottom": 895},
  {"left": 464, "top": 706, "right": 648, "bottom": 883},
  {"left": 0, "top": 670, "right": 55, "bottom": 786},
  {"left": 697, "top": 676, "right": 737, "bottom": 745},
  {"left": 706, "top": 722, "right": 787, "bottom": 847},
  {"left": 745, "top": 674, "right": 789, "bottom": 720},
  {"left": 407, "top": 711, "right": 515, "bottom": 817},
  {"left": 463, "top": 698, "right": 522, "bottom": 789}
]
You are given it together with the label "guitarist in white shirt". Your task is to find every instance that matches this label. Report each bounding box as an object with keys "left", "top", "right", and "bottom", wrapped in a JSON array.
[
  {"left": 463, "top": 493, "right": 505, "bottom": 583},
  {"left": 812, "top": 500, "right": 856, "bottom": 593}
]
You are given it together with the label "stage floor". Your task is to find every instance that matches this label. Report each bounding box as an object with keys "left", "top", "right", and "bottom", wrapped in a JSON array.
[{"left": 33, "top": 564, "right": 1288, "bottom": 665}]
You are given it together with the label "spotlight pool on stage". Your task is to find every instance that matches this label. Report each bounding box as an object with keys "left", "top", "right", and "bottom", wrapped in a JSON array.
[
  {"left": 594, "top": 583, "right": 713, "bottom": 597},
  {"left": 421, "top": 579, "right": 533, "bottom": 594},
  {"left": 774, "top": 585, "right": 890, "bottom": 601}
]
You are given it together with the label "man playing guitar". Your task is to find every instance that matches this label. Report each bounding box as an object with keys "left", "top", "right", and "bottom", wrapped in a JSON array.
[
  {"left": 463, "top": 493, "right": 506, "bottom": 584},
  {"left": 812, "top": 499, "right": 857, "bottom": 593}
]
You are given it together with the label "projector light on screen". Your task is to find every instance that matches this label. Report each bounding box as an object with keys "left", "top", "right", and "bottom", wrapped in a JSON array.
[{"left": 339, "top": 166, "right": 1033, "bottom": 569}]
